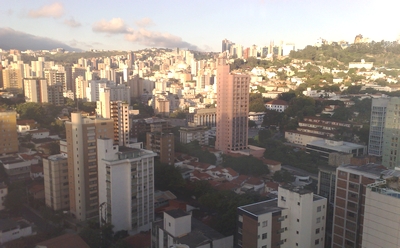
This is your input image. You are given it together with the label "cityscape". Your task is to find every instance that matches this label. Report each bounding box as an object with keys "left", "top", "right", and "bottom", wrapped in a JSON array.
[{"left": 1, "top": 1, "right": 400, "bottom": 248}]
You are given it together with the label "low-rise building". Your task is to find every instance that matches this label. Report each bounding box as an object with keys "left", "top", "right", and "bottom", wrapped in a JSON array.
[
  {"left": 152, "top": 209, "right": 233, "bottom": 248},
  {"left": 0, "top": 219, "right": 34, "bottom": 245},
  {"left": 265, "top": 99, "right": 289, "bottom": 112},
  {"left": 306, "top": 139, "right": 366, "bottom": 160},
  {"left": 179, "top": 126, "right": 209, "bottom": 145}
]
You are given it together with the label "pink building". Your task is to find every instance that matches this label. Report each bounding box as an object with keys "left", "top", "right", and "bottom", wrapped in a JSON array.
[{"left": 216, "top": 54, "right": 250, "bottom": 152}]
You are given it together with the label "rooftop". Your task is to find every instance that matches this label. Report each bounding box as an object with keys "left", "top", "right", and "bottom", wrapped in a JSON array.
[
  {"left": 238, "top": 199, "right": 283, "bottom": 216},
  {"left": 339, "top": 163, "right": 393, "bottom": 178},
  {"left": 36, "top": 233, "right": 89, "bottom": 248},
  {"left": 280, "top": 184, "right": 313, "bottom": 195},
  {"left": 165, "top": 209, "right": 190, "bottom": 219}
]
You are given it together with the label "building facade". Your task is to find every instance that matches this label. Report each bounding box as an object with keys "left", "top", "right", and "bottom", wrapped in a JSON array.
[
  {"left": 216, "top": 54, "right": 250, "bottom": 152},
  {"left": 0, "top": 110, "right": 18, "bottom": 154},
  {"left": 382, "top": 97, "right": 400, "bottom": 169},
  {"left": 146, "top": 132, "right": 174, "bottom": 165},
  {"left": 179, "top": 126, "right": 209, "bottom": 145},
  {"left": 23, "top": 78, "right": 48, "bottom": 103},
  {"left": 65, "top": 112, "right": 114, "bottom": 221},
  {"left": 43, "top": 154, "right": 69, "bottom": 211},
  {"left": 368, "top": 97, "right": 389, "bottom": 157},
  {"left": 97, "top": 138, "right": 156, "bottom": 234}
]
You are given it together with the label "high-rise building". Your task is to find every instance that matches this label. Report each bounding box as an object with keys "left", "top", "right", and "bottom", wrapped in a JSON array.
[
  {"left": 43, "top": 154, "right": 69, "bottom": 211},
  {"left": 127, "top": 51, "right": 135, "bottom": 69},
  {"left": 0, "top": 110, "right": 18, "bottom": 154},
  {"left": 362, "top": 178, "right": 400, "bottom": 248},
  {"left": 47, "top": 83, "right": 64, "bottom": 106},
  {"left": 368, "top": 97, "right": 389, "bottom": 157},
  {"left": 222, "top": 39, "right": 233, "bottom": 53},
  {"left": 146, "top": 132, "right": 174, "bottom": 165},
  {"left": 2, "top": 68, "right": 23, "bottom": 93},
  {"left": 237, "top": 185, "right": 327, "bottom": 248},
  {"left": 97, "top": 138, "right": 156, "bottom": 234},
  {"left": 382, "top": 97, "right": 400, "bottom": 169},
  {"left": 96, "top": 101, "right": 130, "bottom": 146},
  {"left": 331, "top": 163, "right": 387, "bottom": 248},
  {"left": 65, "top": 112, "right": 114, "bottom": 221},
  {"left": 216, "top": 54, "right": 250, "bottom": 152},
  {"left": 23, "top": 78, "right": 48, "bottom": 103}
]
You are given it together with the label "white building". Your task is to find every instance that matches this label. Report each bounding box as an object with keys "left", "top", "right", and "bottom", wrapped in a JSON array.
[
  {"left": 265, "top": 99, "right": 289, "bottom": 112},
  {"left": 179, "top": 126, "right": 209, "bottom": 145},
  {"left": 152, "top": 209, "right": 233, "bottom": 248},
  {"left": 368, "top": 97, "right": 389, "bottom": 157},
  {"left": 97, "top": 138, "right": 157, "bottom": 234},
  {"left": 362, "top": 179, "right": 400, "bottom": 248},
  {"left": 277, "top": 186, "right": 326, "bottom": 248},
  {"left": 23, "top": 78, "right": 48, "bottom": 103},
  {"left": 237, "top": 185, "right": 326, "bottom": 248},
  {"left": 0, "top": 219, "right": 33, "bottom": 245}
]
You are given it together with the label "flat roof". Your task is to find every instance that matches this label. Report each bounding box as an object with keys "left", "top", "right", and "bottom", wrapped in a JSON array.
[
  {"left": 280, "top": 184, "right": 313, "bottom": 195},
  {"left": 165, "top": 209, "right": 190, "bottom": 219},
  {"left": 238, "top": 199, "right": 283, "bottom": 216},
  {"left": 338, "top": 163, "right": 394, "bottom": 178}
]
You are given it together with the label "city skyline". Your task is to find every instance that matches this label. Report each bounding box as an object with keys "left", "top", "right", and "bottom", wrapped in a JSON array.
[{"left": 1, "top": 0, "right": 399, "bottom": 52}]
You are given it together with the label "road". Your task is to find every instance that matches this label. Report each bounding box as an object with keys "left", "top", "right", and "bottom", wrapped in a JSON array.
[{"left": 281, "top": 165, "right": 318, "bottom": 180}]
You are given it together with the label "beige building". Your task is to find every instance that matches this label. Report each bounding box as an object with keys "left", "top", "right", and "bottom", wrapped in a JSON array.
[
  {"left": 146, "top": 132, "right": 174, "bottom": 165},
  {"left": 2, "top": 68, "right": 23, "bottom": 93},
  {"left": 216, "top": 54, "right": 250, "bottom": 152},
  {"left": 47, "top": 83, "right": 64, "bottom": 106},
  {"left": 0, "top": 110, "right": 18, "bottom": 155},
  {"left": 179, "top": 126, "right": 209, "bottom": 145},
  {"left": 23, "top": 78, "right": 48, "bottom": 103},
  {"left": 65, "top": 112, "right": 114, "bottom": 221},
  {"left": 43, "top": 154, "right": 69, "bottom": 211}
]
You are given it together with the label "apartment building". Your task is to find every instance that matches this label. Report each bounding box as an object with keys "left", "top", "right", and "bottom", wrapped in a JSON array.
[
  {"left": 65, "top": 112, "right": 114, "bottom": 221},
  {"left": 237, "top": 185, "right": 326, "bottom": 248},
  {"left": 43, "top": 154, "right": 69, "bottom": 211},
  {"left": 216, "top": 54, "right": 250, "bottom": 152},
  {"left": 146, "top": 132, "right": 174, "bottom": 165},
  {"left": 0, "top": 110, "right": 18, "bottom": 154},
  {"left": 97, "top": 138, "right": 157, "bottom": 234}
]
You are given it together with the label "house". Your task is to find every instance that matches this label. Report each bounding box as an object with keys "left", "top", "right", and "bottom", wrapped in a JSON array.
[{"left": 265, "top": 99, "right": 289, "bottom": 112}]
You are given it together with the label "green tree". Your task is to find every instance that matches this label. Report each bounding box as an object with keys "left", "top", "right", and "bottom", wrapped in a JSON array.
[
  {"left": 154, "top": 161, "right": 185, "bottom": 191},
  {"left": 272, "top": 170, "right": 294, "bottom": 183}
]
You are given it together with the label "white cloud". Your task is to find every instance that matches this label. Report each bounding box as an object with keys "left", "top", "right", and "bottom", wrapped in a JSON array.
[
  {"left": 28, "top": 2, "right": 64, "bottom": 18},
  {"left": 64, "top": 17, "right": 81, "bottom": 28},
  {"left": 92, "top": 18, "right": 128, "bottom": 34},
  {"left": 135, "top": 17, "right": 155, "bottom": 28},
  {"left": 125, "top": 28, "right": 199, "bottom": 50}
]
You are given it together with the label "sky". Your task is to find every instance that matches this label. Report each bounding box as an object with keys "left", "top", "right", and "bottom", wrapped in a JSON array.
[{"left": 1, "top": 0, "right": 399, "bottom": 52}]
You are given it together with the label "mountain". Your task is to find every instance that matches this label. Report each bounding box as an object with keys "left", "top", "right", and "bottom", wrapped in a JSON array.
[{"left": 0, "top": 27, "right": 82, "bottom": 51}]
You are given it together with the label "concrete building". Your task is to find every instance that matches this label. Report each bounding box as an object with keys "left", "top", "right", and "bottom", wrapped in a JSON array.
[
  {"left": 0, "top": 110, "right": 18, "bottom": 154},
  {"left": 306, "top": 139, "right": 367, "bottom": 160},
  {"left": 368, "top": 97, "right": 389, "bottom": 157},
  {"left": 331, "top": 163, "right": 395, "bottom": 248},
  {"left": 382, "top": 97, "right": 400, "bottom": 169},
  {"left": 362, "top": 178, "right": 400, "bottom": 248},
  {"left": 0, "top": 219, "right": 33, "bottom": 245},
  {"left": 97, "top": 138, "right": 156, "bottom": 234},
  {"left": 179, "top": 126, "right": 209, "bottom": 145},
  {"left": 146, "top": 132, "right": 174, "bottom": 165},
  {"left": 23, "top": 78, "right": 48, "bottom": 103},
  {"left": 65, "top": 112, "right": 114, "bottom": 221},
  {"left": 43, "top": 154, "right": 69, "bottom": 211},
  {"left": 2, "top": 68, "right": 23, "bottom": 93},
  {"left": 96, "top": 92, "right": 130, "bottom": 146},
  {"left": 47, "top": 83, "right": 64, "bottom": 106},
  {"left": 216, "top": 54, "right": 250, "bottom": 152},
  {"left": 237, "top": 185, "right": 326, "bottom": 248},
  {"left": 152, "top": 209, "right": 233, "bottom": 248},
  {"left": 284, "top": 130, "right": 324, "bottom": 146},
  {"left": 187, "top": 108, "right": 216, "bottom": 128}
]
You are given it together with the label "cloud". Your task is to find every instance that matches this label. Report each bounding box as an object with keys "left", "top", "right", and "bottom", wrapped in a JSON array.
[
  {"left": 92, "top": 18, "right": 128, "bottom": 34},
  {"left": 135, "top": 17, "right": 155, "bottom": 28},
  {"left": 0, "top": 27, "right": 81, "bottom": 51},
  {"left": 28, "top": 2, "right": 64, "bottom": 18},
  {"left": 125, "top": 28, "right": 199, "bottom": 50},
  {"left": 64, "top": 17, "right": 81, "bottom": 28}
]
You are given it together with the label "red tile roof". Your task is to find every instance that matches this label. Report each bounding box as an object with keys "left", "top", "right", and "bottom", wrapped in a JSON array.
[
  {"left": 31, "top": 164, "right": 43, "bottom": 173},
  {"left": 36, "top": 233, "right": 89, "bottom": 248},
  {"left": 266, "top": 99, "right": 289, "bottom": 105},
  {"left": 124, "top": 232, "right": 151, "bottom": 248}
]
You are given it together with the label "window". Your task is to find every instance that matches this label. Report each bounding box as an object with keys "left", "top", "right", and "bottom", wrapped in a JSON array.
[
  {"left": 316, "top": 228, "right": 320, "bottom": 234},
  {"left": 317, "top": 206, "right": 321, "bottom": 212},
  {"left": 297, "top": 219, "right": 299, "bottom": 222},
  {"left": 262, "top": 246, "right": 267, "bottom": 248},
  {"left": 281, "top": 196, "right": 286, "bottom": 201},
  {"left": 316, "top": 217, "right": 321, "bottom": 223},
  {"left": 262, "top": 220, "right": 268, "bottom": 227},
  {"left": 238, "top": 227, "right": 242, "bottom": 234},
  {"left": 296, "top": 231, "right": 299, "bottom": 234},
  {"left": 262, "top": 233, "right": 267, "bottom": 239},
  {"left": 315, "top": 239, "right": 319, "bottom": 245},
  {"left": 297, "top": 202, "right": 300, "bottom": 206}
]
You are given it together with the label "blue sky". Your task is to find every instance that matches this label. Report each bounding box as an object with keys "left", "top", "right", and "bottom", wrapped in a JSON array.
[{"left": 1, "top": 0, "right": 399, "bottom": 51}]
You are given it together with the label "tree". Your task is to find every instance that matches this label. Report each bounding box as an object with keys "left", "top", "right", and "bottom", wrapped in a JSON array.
[
  {"left": 154, "top": 161, "right": 185, "bottom": 191},
  {"left": 4, "top": 183, "right": 26, "bottom": 214},
  {"left": 272, "top": 170, "right": 294, "bottom": 183},
  {"left": 249, "top": 93, "right": 266, "bottom": 112},
  {"left": 248, "top": 120, "right": 257, "bottom": 128},
  {"left": 222, "top": 155, "right": 269, "bottom": 176}
]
